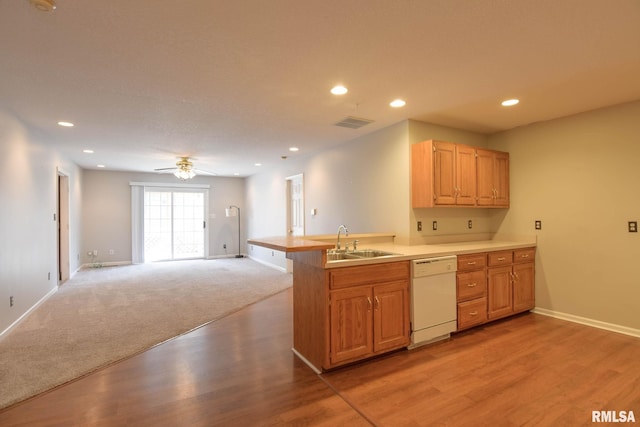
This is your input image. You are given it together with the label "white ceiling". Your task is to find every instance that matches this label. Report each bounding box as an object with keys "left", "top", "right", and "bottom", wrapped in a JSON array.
[{"left": 2, "top": 1, "right": 640, "bottom": 177}]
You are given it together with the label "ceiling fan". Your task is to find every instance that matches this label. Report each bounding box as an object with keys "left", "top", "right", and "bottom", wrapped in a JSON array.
[{"left": 154, "top": 157, "right": 217, "bottom": 180}]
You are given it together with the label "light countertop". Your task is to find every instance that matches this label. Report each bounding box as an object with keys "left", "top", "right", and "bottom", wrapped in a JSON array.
[{"left": 248, "top": 235, "right": 536, "bottom": 268}]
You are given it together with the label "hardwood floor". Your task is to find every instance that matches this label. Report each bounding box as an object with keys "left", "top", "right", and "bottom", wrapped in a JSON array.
[{"left": 1, "top": 288, "right": 639, "bottom": 426}]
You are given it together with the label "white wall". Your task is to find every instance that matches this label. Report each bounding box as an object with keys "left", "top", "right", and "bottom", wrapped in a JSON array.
[
  {"left": 488, "top": 100, "right": 640, "bottom": 329},
  {"left": 81, "top": 170, "right": 246, "bottom": 264},
  {"left": 245, "top": 102, "right": 640, "bottom": 331},
  {"left": 246, "top": 120, "right": 411, "bottom": 268},
  {"left": 0, "top": 110, "right": 82, "bottom": 334},
  {"left": 407, "top": 120, "right": 490, "bottom": 244}
]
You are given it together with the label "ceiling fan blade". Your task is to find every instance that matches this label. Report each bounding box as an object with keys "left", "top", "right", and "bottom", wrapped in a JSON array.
[
  {"left": 193, "top": 168, "right": 217, "bottom": 176},
  {"left": 154, "top": 167, "right": 177, "bottom": 172}
]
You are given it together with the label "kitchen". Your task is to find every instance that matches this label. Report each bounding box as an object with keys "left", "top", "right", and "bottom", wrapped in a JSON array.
[{"left": 248, "top": 102, "right": 640, "bottom": 343}]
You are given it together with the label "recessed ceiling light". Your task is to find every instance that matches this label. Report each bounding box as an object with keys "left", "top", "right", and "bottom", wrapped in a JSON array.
[
  {"left": 83, "top": 149, "right": 94, "bottom": 154},
  {"left": 97, "top": 164, "right": 105, "bottom": 168},
  {"left": 254, "top": 163, "right": 262, "bottom": 167},
  {"left": 57, "top": 121, "right": 74, "bottom": 127},
  {"left": 330, "top": 85, "right": 348, "bottom": 95},
  {"left": 289, "top": 147, "right": 299, "bottom": 152},
  {"left": 390, "top": 99, "right": 406, "bottom": 108},
  {"left": 30, "top": 0, "right": 56, "bottom": 12},
  {"left": 501, "top": 99, "right": 520, "bottom": 107},
  {"left": 233, "top": 172, "right": 240, "bottom": 176}
]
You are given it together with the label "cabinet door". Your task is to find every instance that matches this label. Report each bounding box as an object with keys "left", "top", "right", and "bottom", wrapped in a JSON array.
[
  {"left": 456, "top": 144, "right": 477, "bottom": 206},
  {"left": 513, "top": 262, "right": 535, "bottom": 312},
  {"left": 476, "top": 149, "right": 495, "bottom": 206},
  {"left": 433, "top": 141, "right": 457, "bottom": 205},
  {"left": 330, "top": 287, "right": 373, "bottom": 365},
  {"left": 487, "top": 266, "right": 513, "bottom": 319},
  {"left": 373, "top": 281, "right": 409, "bottom": 352},
  {"left": 476, "top": 149, "right": 510, "bottom": 207},
  {"left": 494, "top": 151, "right": 510, "bottom": 207}
]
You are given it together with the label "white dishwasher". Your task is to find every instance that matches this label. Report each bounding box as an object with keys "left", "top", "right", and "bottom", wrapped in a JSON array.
[{"left": 409, "top": 255, "right": 457, "bottom": 349}]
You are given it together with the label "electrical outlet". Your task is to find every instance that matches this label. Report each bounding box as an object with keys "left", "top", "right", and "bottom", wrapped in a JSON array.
[
  {"left": 468, "top": 219, "right": 473, "bottom": 229},
  {"left": 223, "top": 243, "right": 227, "bottom": 249},
  {"left": 417, "top": 221, "right": 422, "bottom": 231},
  {"left": 535, "top": 220, "right": 542, "bottom": 230},
  {"left": 9, "top": 296, "right": 14, "bottom": 307},
  {"left": 109, "top": 249, "right": 114, "bottom": 255},
  {"left": 432, "top": 221, "right": 438, "bottom": 231},
  {"left": 629, "top": 221, "right": 638, "bottom": 233}
]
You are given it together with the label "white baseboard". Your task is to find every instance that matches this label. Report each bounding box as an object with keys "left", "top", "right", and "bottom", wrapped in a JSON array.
[
  {"left": 0, "top": 286, "right": 58, "bottom": 338},
  {"left": 207, "top": 254, "right": 245, "bottom": 260},
  {"left": 81, "top": 261, "right": 131, "bottom": 269},
  {"left": 532, "top": 307, "right": 640, "bottom": 339},
  {"left": 247, "top": 255, "right": 287, "bottom": 273}
]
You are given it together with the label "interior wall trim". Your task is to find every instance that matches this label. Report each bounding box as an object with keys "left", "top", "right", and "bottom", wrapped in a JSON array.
[
  {"left": 533, "top": 307, "right": 640, "bottom": 339},
  {"left": 0, "top": 287, "right": 58, "bottom": 338}
]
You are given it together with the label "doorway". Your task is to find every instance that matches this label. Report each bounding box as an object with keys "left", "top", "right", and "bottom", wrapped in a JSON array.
[
  {"left": 285, "top": 174, "right": 304, "bottom": 273},
  {"left": 143, "top": 188, "right": 207, "bottom": 262},
  {"left": 57, "top": 171, "right": 70, "bottom": 284},
  {"left": 286, "top": 174, "right": 304, "bottom": 237}
]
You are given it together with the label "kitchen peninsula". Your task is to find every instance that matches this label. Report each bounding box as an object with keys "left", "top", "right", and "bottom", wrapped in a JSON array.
[{"left": 248, "top": 234, "right": 536, "bottom": 373}]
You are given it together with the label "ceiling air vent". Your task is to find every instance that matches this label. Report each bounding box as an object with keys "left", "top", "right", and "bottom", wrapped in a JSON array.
[{"left": 334, "top": 116, "right": 374, "bottom": 129}]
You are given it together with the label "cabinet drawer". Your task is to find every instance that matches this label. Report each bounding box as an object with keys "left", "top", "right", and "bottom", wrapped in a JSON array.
[
  {"left": 488, "top": 250, "right": 513, "bottom": 266},
  {"left": 514, "top": 247, "right": 535, "bottom": 263},
  {"left": 457, "top": 253, "right": 486, "bottom": 271},
  {"left": 457, "top": 298, "right": 487, "bottom": 330},
  {"left": 457, "top": 270, "right": 487, "bottom": 301},
  {"left": 329, "top": 261, "right": 410, "bottom": 289}
]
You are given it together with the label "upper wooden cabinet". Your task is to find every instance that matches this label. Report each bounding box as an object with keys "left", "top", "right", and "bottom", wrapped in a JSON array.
[
  {"left": 412, "top": 140, "right": 509, "bottom": 208},
  {"left": 476, "top": 148, "right": 510, "bottom": 207}
]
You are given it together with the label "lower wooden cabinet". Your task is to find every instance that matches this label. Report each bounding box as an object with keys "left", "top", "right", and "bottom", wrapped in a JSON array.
[
  {"left": 456, "top": 253, "right": 488, "bottom": 331},
  {"left": 488, "top": 248, "right": 536, "bottom": 320},
  {"left": 457, "top": 248, "right": 536, "bottom": 330},
  {"left": 487, "top": 265, "right": 514, "bottom": 319},
  {"left": 328, "top": 263, "right": 410, "bottom": 367},
  {"left": 457, "top": 297, "right": 488, "bottom": 329},
  {"left": 513, "top": 258, "right": 535, "bottom": 312}
]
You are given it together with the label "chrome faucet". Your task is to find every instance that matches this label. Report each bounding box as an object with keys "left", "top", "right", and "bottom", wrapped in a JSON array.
[{"left": 336, "top": 224, "right": 349, "bottom": 250}]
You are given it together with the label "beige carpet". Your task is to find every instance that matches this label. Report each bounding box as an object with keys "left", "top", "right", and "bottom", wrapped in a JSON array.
[{"left": 0, "top": 258, "right": 292, "bottom": 410}]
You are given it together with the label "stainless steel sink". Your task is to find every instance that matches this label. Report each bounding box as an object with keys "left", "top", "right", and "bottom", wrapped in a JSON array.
[{"left": 327, "top": 249, "right": 398, "bottom": 261}]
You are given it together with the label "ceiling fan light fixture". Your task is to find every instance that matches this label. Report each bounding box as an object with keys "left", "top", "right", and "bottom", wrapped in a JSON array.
[
  {"left": 172, "top": 157, "right": 196, "bottom": 179},
  {"left": 174, "top": 168, "right": 196, "bottom": 180}
]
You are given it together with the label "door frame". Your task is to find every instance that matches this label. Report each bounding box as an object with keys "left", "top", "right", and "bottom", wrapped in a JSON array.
[
  {"left": 56, "top": 169, "right": 70, "bottom": 285},
  {"left": 142, "top": 186, "right": 210, "bottom": 262},
  {"left": 285, "top": 173, "right": 305, "bottom": 273}
]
